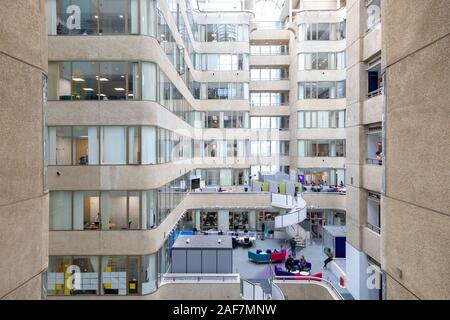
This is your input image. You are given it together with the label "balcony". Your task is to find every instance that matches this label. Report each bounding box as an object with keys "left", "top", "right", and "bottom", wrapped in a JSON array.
[
  {"left": 363, "top": 164, "right": 382, "bottom": 192},
  {"left": 250, "top": 55, "right": 290, "bottom": 67},
  {"left": 363, "top": 93, "right": 383, "bottom": 125}
]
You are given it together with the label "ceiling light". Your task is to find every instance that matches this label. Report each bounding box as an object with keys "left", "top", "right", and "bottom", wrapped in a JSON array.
[
  {"left": 114, "top": 88, "right": 125, "bottom": 91},
  {"left": 83, "top": 88, "right": 94, "bottom": 91},
  {"left": 120, "top": 75, "right": 125, "bottom": 78},
  {"left": 94, "top": 15, "right": 98, "bottom": 19},
  {"left": 72, "top": 77, "right": 85, "bottom": 82},
  {"left": 99, "top": 77, "right": 109, "bottom": 81},
  {"left": 119, "top": 15, "right": 124, "bottom": 18}
]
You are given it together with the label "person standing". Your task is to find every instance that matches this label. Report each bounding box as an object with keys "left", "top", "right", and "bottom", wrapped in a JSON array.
[
  {"left": 261, "top": 222, "right": 266, "bottom": 240},
  {"left": 289, "top": 238, "right": 296, "bottom": 257},
  {"left": 323, "top": 248, "right": 334, "bottom": 269}
]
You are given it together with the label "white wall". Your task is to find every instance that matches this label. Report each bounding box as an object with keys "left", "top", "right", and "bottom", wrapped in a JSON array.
[{"left": 346, "top": 242, "right": 381, "bottom": 300}]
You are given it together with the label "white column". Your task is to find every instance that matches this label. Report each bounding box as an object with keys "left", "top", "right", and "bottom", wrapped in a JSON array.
[
  {"left": 218, "top": 210, "right": 229, "bottom": 232},
  {"left": 248, "top": 211, "right": 256, "bottom": 230}
]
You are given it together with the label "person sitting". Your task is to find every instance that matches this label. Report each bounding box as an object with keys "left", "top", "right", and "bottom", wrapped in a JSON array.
[
  {"left": 285, "top": 255, "right": 295, "bottom": 272},
  {"left": 79, "top": 156, "right": 87, "bottom": 165},
  {"left": 298, "top": 255, "right": 308, "bottom": 271}
]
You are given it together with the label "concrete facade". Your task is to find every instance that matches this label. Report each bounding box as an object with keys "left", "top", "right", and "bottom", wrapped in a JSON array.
[
  {"left": 382, "top": 0, "right": 450, "bottom": 299},
  {"left": 0, "top": 0, "right": 48, "bottom": 299}
]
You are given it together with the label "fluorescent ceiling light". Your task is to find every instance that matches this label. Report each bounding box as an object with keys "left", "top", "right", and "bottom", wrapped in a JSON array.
[
  {"left": 83, "top": 88, "right": 94, "bottom": 91},
  {"left": 72, "top": 77, "right": 85, "bottom": 82},
  {"left": 99, "top": 77, "right": 109, "bottom": 81},
  {"left": 114, "top": 88, "right": 125, "bottom": 91}
]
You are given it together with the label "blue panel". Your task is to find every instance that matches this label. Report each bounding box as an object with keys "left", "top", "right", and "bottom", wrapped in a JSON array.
[{"left": 335, "top": 237, "right": 346, "bottom": 258}]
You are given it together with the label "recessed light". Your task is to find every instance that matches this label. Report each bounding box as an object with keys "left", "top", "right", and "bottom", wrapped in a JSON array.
[
  {"left": 94, "top": 15, "right": 98, "bottom": 19},
  {"left": 120, "top": 75, "right": 125, "bottom": 78},
  {"left": 72, "top": 77, "right": 85, "bottom": 82},
  {"left": 114, "top": 88, "right": 125, "bottom": 91},
  {"left": 119, "top": 15, "right": 124, "bottom": 18},
  {"left": 83, "top": 88, "right": 94, "bottom": 91}
]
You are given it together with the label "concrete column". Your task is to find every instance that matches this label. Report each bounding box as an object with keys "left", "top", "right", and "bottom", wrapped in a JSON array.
[
  {"left": 193, "top": 210, "right": 201, "bottom": 230},
  {"left": 248, "top": 211, "right": 257, "bottom": 230}
]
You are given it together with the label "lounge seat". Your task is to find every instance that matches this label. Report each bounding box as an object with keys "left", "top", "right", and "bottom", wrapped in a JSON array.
[
  {"left": 274, "top": 266, "right": 322, "bottom": 281},
  {"left": 248, "top": 251, "right": 270, "bottom": 263},
  {"left": 248, "top": 249, "right": 286, "bottom": 264}
]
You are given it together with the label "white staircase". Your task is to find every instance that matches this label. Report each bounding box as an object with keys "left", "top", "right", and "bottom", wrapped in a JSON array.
[{"left": 271, "top": 193, "right": 308, "bottom": 243}]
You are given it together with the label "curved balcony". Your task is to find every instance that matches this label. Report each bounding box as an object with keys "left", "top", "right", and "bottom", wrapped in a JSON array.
[
  {"left": 47, "top": 101, "right": 194, "bottom": 134},
  {"left": 49, "top": 192, "right": 272, "bottom": 256}
]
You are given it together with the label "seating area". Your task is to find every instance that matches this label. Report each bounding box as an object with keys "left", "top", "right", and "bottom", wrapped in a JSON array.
[
  {"left": 248, "top": 249, "right": 286, "bottom": 264},
  {"left": 274, "top": 265, "right": 322, "bottom": 281}
]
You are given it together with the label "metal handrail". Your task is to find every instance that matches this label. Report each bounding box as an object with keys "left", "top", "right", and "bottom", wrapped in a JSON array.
[
  {"left": 367, "top": 158, "right": 383, "bottom": 165},
  {"left": 273, "top": 276, "right": 344, "bottom": 300},
  {"left": 162, "top": 273, "right": 240, "bottom": 283},
  {"left": 366, "top": 222, "right": 381, "bottom": 234},
  {"left": 366, "top": 87, "right": 383, "bottom": 98}
]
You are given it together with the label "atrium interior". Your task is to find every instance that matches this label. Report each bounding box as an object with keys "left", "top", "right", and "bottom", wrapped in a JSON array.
[{"left": 0, "top": 0, "right": 449, "bottom": 301}]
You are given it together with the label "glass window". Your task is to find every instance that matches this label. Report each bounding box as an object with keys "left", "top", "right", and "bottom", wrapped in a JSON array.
[
  {"left": 71, "top": 61, "right": 98, "bottom": 100},
  {"left": 140, "top": 0, "right": 157, "bottom": 36},
  {"left": 101, "top": 127, "right": 126, "bottom": 164},
  {"left": 260, "top": 117, "right": 271, "bottom": 129},
  {"left": 141, "top": 254, "right": 157, "bottom": 294},
  {"left": 298, "top": 141, "right": 306, "bottom": 157},
  {"left": 260, "top": 92, "right": 270, "bottom": 106},
  {"left": 99, "top": 62, "right": 127, "bottom": 100},
  {"left": 318, "top": 82, "right": 332, "bottom": 99},
  {"left": 250, "top": 69, "right": 260, "bottom": 81},
  {"left": 141, "top": 126, "right": 156, "bottom": 165},
  {"left": 101, "top": 191, "right": 128, "bottom": 230},
  {"left": 73, "top": 127, "right": 90, "bottom": 165},
  {"left": 101, "top": 256, "right": 128, "bottom": 295},
  {"left": 317, "top": 24, "right": 330, "bottom": 40},
  {"left": 337, "top": 80, "right": 346, "bottom": 98},
  {"left": 317, "top": 52, "right": 329, "bottom": 70},
  {"left": 338, "top": 111, "right": 345, "bottom": 128},
  {"left": 49, "top": 126, "right": 72, "bottom": 165},
  {"left": 98, "top": 0, "right": 127, "bottom": 35},
  {"left": 127, "top": 126, "right": 140, "bottom": 164},
  {"left": 56, "top": 0, "right": 98, "bottom": 35},
  {"left": 337, "top": 51, "right": 346, "bottom": 69},
  {"left": 49, "top": 191, "right": 72, "bottom": 230},
  {"left": 74, "top": 191, "right": 100, "bottom": 230},
  {"left": 298, "top": 112, "right": 304, "bottom": 128},
  {"left": 142, "top": 62, "right": 157, "bottom": 101},
  {"left": 251, "top": 117, "right": 260, "bottom": 129},
  {"left": 298, "top": 83, "right": 305, "bottom": 100}
]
